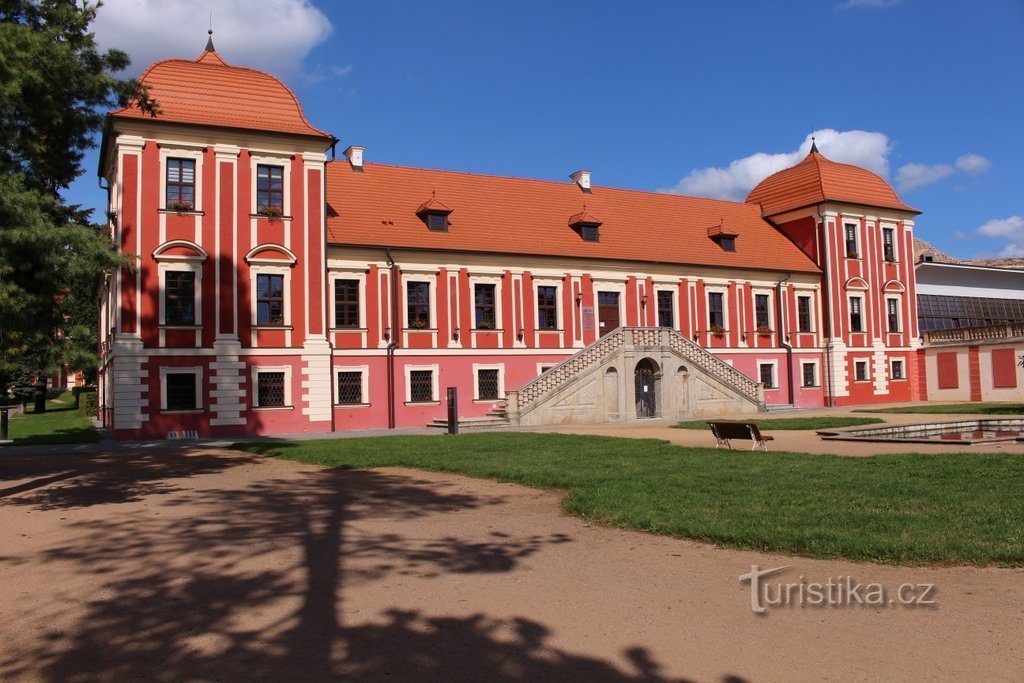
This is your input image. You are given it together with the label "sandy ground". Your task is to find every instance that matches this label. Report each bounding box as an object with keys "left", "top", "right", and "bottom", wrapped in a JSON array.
[
  {"left": 1, "top": 443, "right": 1022, "bottom": 682},
  {"left": 539, "top": 408, "right": 1024, "bottom": 457}
]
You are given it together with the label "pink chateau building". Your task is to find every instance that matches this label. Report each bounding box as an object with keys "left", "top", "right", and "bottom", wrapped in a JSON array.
[{"left": 97, "top": 43, "right": 923, "bottom": 439}]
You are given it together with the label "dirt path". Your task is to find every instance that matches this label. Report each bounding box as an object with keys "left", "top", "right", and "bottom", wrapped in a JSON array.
[{"left": 1, "top": 446, "right": 1021, "bottom": 682}]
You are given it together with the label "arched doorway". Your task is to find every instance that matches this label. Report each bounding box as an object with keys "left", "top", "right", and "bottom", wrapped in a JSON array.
[{"left": 634, "top": 358, "right": 658, "bottom": 418}]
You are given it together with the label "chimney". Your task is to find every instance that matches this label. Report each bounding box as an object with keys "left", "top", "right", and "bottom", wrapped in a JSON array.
[
  {"left": 343, "top": 145, "right": 365, "bottom": 170},
  {"left": 570, "top": 169, "right": 592, "bottom": 193}
]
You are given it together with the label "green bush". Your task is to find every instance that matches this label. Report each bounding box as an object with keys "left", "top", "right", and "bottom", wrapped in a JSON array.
[
  {"left": 78, "top": 390, "right": 99, "bottom": 417},
  {"left": 71, "top": 385, "right": 95, "bottom": 407}
]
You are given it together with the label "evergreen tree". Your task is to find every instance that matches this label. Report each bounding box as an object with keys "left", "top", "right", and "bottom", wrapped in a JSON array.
[{"left": 0, "top": 1, "right": 155, "bottom": 381}]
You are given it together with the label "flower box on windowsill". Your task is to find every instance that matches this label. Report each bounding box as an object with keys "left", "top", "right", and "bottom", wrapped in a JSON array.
[
  {"left": 709, "top": 325, "right": 727, "bottom": 336},
  {"left": 755, "top": 326, "right": 773, "bottom": 336},
  {"left": 884, "top": 256, "right": 898, "bottom": 263},
  {"left": 159, "top": 206, "right": 204, "bottom": 217},
  {"left": 403, "top": 326, "right": 437, "bottom": 332},
  {"left": 846, "top": 252, "right": 860, "bottom": 260},
  {"left": 250, "top": 209, "right": 292, "bottom": 222}
]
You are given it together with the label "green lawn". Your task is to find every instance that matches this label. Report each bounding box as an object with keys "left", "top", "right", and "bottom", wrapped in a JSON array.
[
  {"left": 3, "top": 391, "right": 100, "bottom": 446},
  {"left": 856, "top": 403, "right": 1024, "bottom": 415},
  {"left": 235, "top": 432, "right": 1024, "bottom": 567},
  {"left": 672, "top": 416, "right": 884, "bottom": 430}
]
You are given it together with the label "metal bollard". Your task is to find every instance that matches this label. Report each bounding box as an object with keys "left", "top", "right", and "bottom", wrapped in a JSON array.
[
  {"left": 446, "top": 386, "right": 458, "bottom": 435},
  {"left": 0, "top": 407, "right": 9, "bottom": 442}
]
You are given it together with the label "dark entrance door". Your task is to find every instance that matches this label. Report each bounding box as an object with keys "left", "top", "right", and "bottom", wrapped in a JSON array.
[
  {"left": 597, "top": 291, "right": 620, "bottom": 337},
  {"left": 635, "top": 359, "right": 657, "bottom": 418}
]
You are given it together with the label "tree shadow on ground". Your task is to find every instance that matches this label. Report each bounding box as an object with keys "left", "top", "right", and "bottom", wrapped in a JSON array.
[
  {"left": 1, "top": 449, "right": 747, "bottom": 682},
  {"left": 0, "top": 448, "right": 257, "bottom": 509}
]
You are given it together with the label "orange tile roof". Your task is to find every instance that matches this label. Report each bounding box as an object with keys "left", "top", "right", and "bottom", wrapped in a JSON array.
[
  {"left": 110, "top": 49, "right": 332, "bottom": 139},
  {"left": 746, "top": 150, "right": 918, "bottom": 217},
  {"left": 567, "top": 209, "right": 602, "bottom": 226},
  {"left": 326, "top": 163, "right": 821, "bottom": 274}
]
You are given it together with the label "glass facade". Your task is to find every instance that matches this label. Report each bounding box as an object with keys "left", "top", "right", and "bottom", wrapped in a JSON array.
[{"left": 917, "top": 294, "right": 1024, "bottom": 331}]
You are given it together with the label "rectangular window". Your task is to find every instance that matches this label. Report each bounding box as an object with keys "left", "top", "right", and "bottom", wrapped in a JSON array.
[
  {"left": 845, "top": 223, "right": 858, "bottom": 257},
  {"left": 580, "top": 225, "right": 599, "bottom": 242},
  {"left": 256, "top": 371, "right": 286, "bottom": 407},
  {"left": 256, "top": 164, "right": 284, "bottom": 212},
  {"left": 891, "top": 360, "right": 905, "bottom": 380},
  {"left": 849, "top": 296, "right": 863, "bottom": 333},
  {"left": 406, "top": 281, "right": 431, "bottom": 329},
  {"left": 759, "top": 363, "right": 775, "bottom": 389},
  {"left": 797, "top": 296, "right": 812, "bottom": 333},
  {"left": 426, "top": 213, "right": 448, "bottom": 231},
  {"left": 708, "top": 292, "right": 724, "bottom": 328},
  {"left": 164, "top": 271, "right": 195, "bottom": 325},
  {"left": 887, "top": 298, "right": 900, "bottom": 333},
  {"left": 855, "top": 361, "right": 869, "bottom": 382},
  {"left": 657, "top": 290, "right": 674, "bottom": 328},
  {"left": 537, "top": 285, "right": 558, "bottom": 330},
  {"left": 883, "top": 227, "right": 896, "bottom": 261},
  {"left": 165, "top": 373, "right": 197, "bottom": 411},
  {"left": 256, "top": 274, "right": 285, "bottom": 325},
  {"left": 166, "top": 158, "right": 195, "bottom": 209},
  {"left": 474, "top": 283, "right": 496, "bottom": 330},
  {"left": 477, "top": 369, "right": 500, "bottom": 400},
  {"left": 337, "top": 371, "right": 363, "bottom": 405},
  {"left": 802, "top": 363, "right": 817, "bottom": 388},
  {"left": 755, "top": 294, "right": 770, "bottom": 329},
  {"left": 334, "top": 279, "right": 360, "bottom": 328},
  {"left": 409, "top": 370, "right": 434, "bottom": 403}
]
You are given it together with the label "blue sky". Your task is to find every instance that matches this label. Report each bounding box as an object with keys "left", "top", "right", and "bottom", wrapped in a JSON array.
[{"left": 67, "top": 0, "right": 1024, "bottom": 259}]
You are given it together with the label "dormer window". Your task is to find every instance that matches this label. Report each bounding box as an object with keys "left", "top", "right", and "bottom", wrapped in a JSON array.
[
  {"left": 416, "top": 195, "right": 452, "bottom": 232},
  {"left": 707, "top": 223, "right": 738, "bottom": 252},
  {"left": 568, "top": 209, "right": 602, "bottom": 242}
]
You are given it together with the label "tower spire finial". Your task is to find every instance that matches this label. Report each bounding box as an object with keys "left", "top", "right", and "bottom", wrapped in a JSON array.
[
  {"left": 205, "top": 11, "right": 215, "bottom": 52},
  {"left": 810, "top": 135, "right": 819, "bottom": 154}
]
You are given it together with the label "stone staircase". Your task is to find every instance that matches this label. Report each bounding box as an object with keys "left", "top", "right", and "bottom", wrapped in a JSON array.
[
  {"left": 505, "top": 327, "right": 765, "bottom": 426},
  {"left": 428, "top": 402, "right": 511, "bottom": 431}
]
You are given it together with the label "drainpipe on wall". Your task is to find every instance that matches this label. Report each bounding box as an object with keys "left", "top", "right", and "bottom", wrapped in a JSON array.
[
  {"left": 776, "top": 272, "right": 794, "bottom": 406},
  {"left": 818, "top": 206, "right": 836, "bottom": 407},
  {"left": 385, "top": 248, "right": 400, "bottom": 429}
]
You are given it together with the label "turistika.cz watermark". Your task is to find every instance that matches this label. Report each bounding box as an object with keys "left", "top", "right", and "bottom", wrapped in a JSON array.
[{"left": 739, "top": 565, "right": 936, "bottom": 614}]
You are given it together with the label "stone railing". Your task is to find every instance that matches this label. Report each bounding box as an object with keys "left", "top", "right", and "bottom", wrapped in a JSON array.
[
  {"left": 923, "top": 323, "right": 1024, "bottom": 345},
  {"left": 664, "top": 328, "right": 761, "bottom": 401},
  {"left": 508, "top": 327, "right": 763, "bottom": 416}
]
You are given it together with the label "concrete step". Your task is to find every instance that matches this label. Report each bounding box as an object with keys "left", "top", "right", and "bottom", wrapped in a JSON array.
[
  {"left": 766, "top": 404, "right": 798, "bottom": 413},
  {"left": 428, "top": 416, "right": 511, "bottom": 431}
]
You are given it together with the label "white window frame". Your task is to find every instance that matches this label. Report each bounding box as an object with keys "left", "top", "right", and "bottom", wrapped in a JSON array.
[
  {"left": 843, "top": 222, "right": 860, "bottom": 258},
  {"left": 250, "top": 264, "right": 292, "bottom": 328},
  {"left": 849, "top": 295, "right": 866, "bottom": 333},
  {"left": 251, "top": 365, "right": 293, "bottom": 409},
  {"left": 706, "top": 286, "right": 729, "bottom": 332},
  {"left": 752, "top": 288, "right": 774, "bottom": 331},
  {"left": 534, "top": 278, "right": 565, "bottom": 331},
  {"left": 800, "top": 361, "right": 820, "bottom": 388},
  {"left": 536, "top": 363, "right": 556, "bottom": 376},
  {"left": 329, "top": 270, "right": 367, "bottom": 330},
  {"left": 470, "top": 275, "right": 504, "bottom": 331},
  {"left": 250, "top": 153, "right": 292, "bottom": 217},
  {"left": 159, "top": 145, "right": 204, "bottom": 212},
  {"left": 405, "top": 364, "right": 440, "bottom": 405},
  {"left": 335, "top": 365, "right": 369, "bottom": 406},
  {"left": 653, "top": 285, "right": 678, "bottom": 329},
  {"left": 881, "top": 224, "right": 898, "bottom": 262},
  {"left": 885, "top": 295, "right": 902, "bottom": 334},
  {"left": 157, "top": 261, "right": 203, "bottom": 327},
  {"left": 854, "top": 360, "right": 870, "bottom": 382},
  {"left": 159, "top": 366, "right": 203, "bottom": 412},
  {"left": 757, "top": 360, "right": 778, "bottom": 389},
  {"left": 472, "top": 363, "right": 505, "bottom": 402},
  {"left": 890, "top": 357, "right": 907, "bottom": 381},
  {"left": 796, "top": 293, "right": 815, "bottom": 333},
  {"left": 403, "top": 276, "right": 437, "bottom": 330}
]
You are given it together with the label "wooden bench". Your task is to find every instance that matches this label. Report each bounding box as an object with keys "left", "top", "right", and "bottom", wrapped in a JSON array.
[{"left": 707, "top": 421, "right": 774, "bottom": 451}]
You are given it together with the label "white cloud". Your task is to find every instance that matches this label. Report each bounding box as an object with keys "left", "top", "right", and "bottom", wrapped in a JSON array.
[
  {"left": 660, "top": 129, "right": 891, "bottom": 201},
  {"left": 91, "top": 0, "right": 334, "bottom": 78},
  {"left": 836, "top": 0, "right": 902, "bottom": 9},
  {"left": 955, "top": 153, "right": 992, "bottom": 175},
  {"left": 971, "top": 215, "right": 1024, "bottom": 258},
  {"left": 895, "top": 163, "right": 954, "bottom": 192}
]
